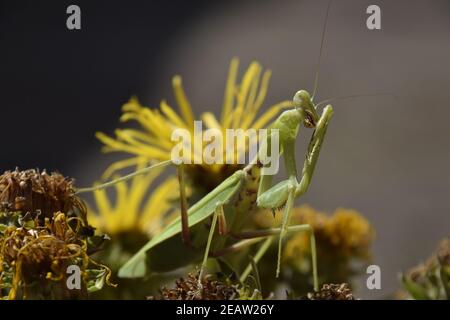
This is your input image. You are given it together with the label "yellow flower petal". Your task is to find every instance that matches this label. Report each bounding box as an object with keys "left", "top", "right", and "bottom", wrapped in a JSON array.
[
  {"left": 96, "top": 131, "right": 170, "bottom": 160},
  {"left": 89, "top": 162, "right": 174, "bottom": 236},
  {"left": 232, "top": 62, "right": 261, "bottom": 128},
  {"left": 97, "top": 59, "right": 296, "bottom": 187},
  {"left": 114, "top": 129, "right": 172, "bottom": 153},
  {"left": 240, "top": 70, "right": 272, "bottom": 129},
  {"left": 92, "top": 188, "right": 114, "bottom": 231},
  {"left": 139, "top": 177, "right": 179, "bottom": 233},
  {"left": 122, "top": 96, "right": 144, "bottom": 113},
  {"left": 201, "top": 112, "right": 221, "bottom": 130},
  {"left": 160, "top": 100, "right": 190, "bottom": 130},
  {"left": 172, "top": 75, "right": 195, "bottom": 129},
  {"left": 221, "top": 58, "right": 239, "bottom": 126},
  {"left": 251, "top": 100, "right": 295, "bottom": 129}
]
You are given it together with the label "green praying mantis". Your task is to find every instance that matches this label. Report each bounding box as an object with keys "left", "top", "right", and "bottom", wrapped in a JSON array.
[
  {"left": 78, "top": 92, "right": 333, "bottom": 293},
  {"left": 132, "top": 96, "right": 332, "bottom": 294},
  {"left": 76, "top": 1, "right": 341, "bottom": 293}
]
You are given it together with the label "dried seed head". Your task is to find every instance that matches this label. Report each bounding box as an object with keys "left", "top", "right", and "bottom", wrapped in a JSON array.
[
  {"left": 0, "top": 169, "right": 114, "bottom": 299},
  {"left": 437, "top": 237, "right": 450, "bottom": 267},
  {"left": 302, "top": 283, "right": 355, "bottom": 300},
  {"left": 0, "top": 211, "right": 113, "bottom": 299},
  {"left": 1, "top": 212, "right": 85, "bottom": 298},
  {"left": 2, "top": 214, "right": 80, "bottom": 278},
  {"left": 402, "top": 236, "right": 450, "bottom": 300},
  {"left": 148, "top": 272, "right": 238, "bottom": 300},
  {"left": 0, "top": 169, "right": 86, "bottom": 220}
]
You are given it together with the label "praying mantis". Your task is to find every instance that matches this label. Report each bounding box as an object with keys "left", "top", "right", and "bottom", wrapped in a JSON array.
[
  {"left": 79, "top": 91, "right": 333, "bottom": 293},
  {"left": 77, "top": 1, "right": 339, "bottom": 293}
]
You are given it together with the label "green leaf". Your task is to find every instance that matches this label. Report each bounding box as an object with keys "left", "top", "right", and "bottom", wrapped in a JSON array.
[
  {"left": 86, "top": 269, "right": 106, "bottom": 293},
  {"left": 440, "top": 265, "right": 450, "bottom": 300},
  {"left": 401, "top": 274, "right": 431, "bottom": 300},
  {"left": 118, "top": 171, "right": 244, "bottom": 278},
  {"left": 0, "top": 224, "right": 7, "bottom": 233}
]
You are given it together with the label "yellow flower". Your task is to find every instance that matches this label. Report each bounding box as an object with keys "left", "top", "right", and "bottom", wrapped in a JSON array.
[
  {"left": 289, "top": 206, "right": 373, "bottom": 260},
  {"left": 323, "top": 208, "right": 374, "bottom": 257},
  {"left": 254, "top": 205, "right": 374, "bottom": 261},
  {"left": 88, "top": 159, "right": 181, "bottom": 237},
  {"left": 96, "top": 58, "right": 294, "bottom": 188}
]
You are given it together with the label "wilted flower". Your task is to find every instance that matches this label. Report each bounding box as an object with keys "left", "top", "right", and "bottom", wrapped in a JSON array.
[
  {"left": 148, "top": 272, "right": 238, "bottom": 300},
  {"left": 0, "top": 168, "right": 86, "bottom": 221},
  {"left": 0, "top": 169, "right": 113, "bottom": 300},
  {"left": 301, "top": 283, "right": 355, "bottom": 300},
  {"left": 402, "top": 236, "right": 450, "bottom": 300}
]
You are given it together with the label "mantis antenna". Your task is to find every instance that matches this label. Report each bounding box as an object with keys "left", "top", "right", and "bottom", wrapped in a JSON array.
[
  {"left": 311, "top": 0, "right": 333, "bottom": 101},
  {"left": 315, "top": 92, "right": 395, "bottom": 109},
  {"left": 75, "top": 160, "right": 173, "bottom": 194}
]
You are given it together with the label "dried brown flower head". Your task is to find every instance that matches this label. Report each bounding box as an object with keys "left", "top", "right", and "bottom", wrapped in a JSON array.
[
  {"left": 402, "top": 236, "right": 450, "bottom": 300},
  {"left": 0, "top": 211, "right": 113, "bottom": 299},
  {"left": 1, "top": 213, "right": 85, "bottom": 298},
  {"left": 437, "top": 237, "right": 450, "bottom": 267},
  {"left": 301, "top": 283, "right": 355, "bottom": 300},
  {"left": 148, "top": 272, "right": 238, "bottom": 300},
  {"left": 0, "top": 168, "right": 86, "bottom": 221},
  {"left": 0, "top": 169, "right": 114, "bottom": 299}
]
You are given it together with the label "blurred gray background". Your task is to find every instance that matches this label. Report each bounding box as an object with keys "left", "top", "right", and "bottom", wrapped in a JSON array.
[{"left": 1, "top": 0, "right": 450, "bottom": 298}]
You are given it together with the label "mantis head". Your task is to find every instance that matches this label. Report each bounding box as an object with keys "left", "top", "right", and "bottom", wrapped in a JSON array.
[{"left": 293, "top": 90, "right": 319, "bottom": 128}]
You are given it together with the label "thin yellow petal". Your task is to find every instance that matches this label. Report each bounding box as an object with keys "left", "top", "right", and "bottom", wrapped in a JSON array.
[
  {"left": 96, "top": 131, "right": 170, "bottom": 160},
  {"left": 240, "top": 70, "right": 271, "bottom": 129},
  {"left": 244, "top": 67, "right": 261, "bottom": 111},
  {"left": 86, "top": 204, "right": 103, "bottom": 230},
  {"left": 139, "top": 177, "right": 178, "bottom": 231},
  {"left": 128, "top": 167, "right": 162, "bottom": 217},
  {"left": 122, "top": 96, "right": 144, "bottom": 113},
  {"left": 119, "top": 113, "right": 154, "bottom": 134},
  {"left": 252, "top": 101, "right": 295, "bottom": 129},
  {"left": 160, "top": 100, "right": 189, "bottom": 130},
  {"left": 201, "top": 112, "right": 221, "bottom": 130},
  {"left": 108, "top": 180, "right": 130, "bottom": 232},
  {"left": 232, "top": 62, "right": 261, "bottom": 128},
  {"left": 118, "top": 129, "right": 165, "bottom": 146},
  {"left": 172, "top": 75, "right": 195, "bottom": 129},
  {"left": 120, "top": 109, "right": 171, "bottom": 140},
  {"left": 253, "top": 70, "right": 272, "bottom": 114},
  {"left": 93, "top": 188, "right": 114, "bottom": 231},
  {"left": 221, "top": 58, "right": 239, "bottom": 125},
  {"left": 114, "top": 129, "right": 171, "bottom": 153}
]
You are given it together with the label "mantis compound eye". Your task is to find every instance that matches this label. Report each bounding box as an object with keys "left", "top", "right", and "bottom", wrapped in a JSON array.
[
  {"left": 293, "top": 90, "right": 320, "bottom": 128},
  {"left": 304, "top": 111, "right": 316, "bottom": 128}
]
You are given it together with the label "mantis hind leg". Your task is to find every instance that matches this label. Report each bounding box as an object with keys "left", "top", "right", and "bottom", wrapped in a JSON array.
[
  {"left": 213, "top": 223, "right": 319, "bottom": 292},
  {"left": 198, "top": 203, "right": 222, "bottom": 290},
  {"left": 239, "top": 237, "right": 274, "bottom": 284},
  {"left": 277, "top": 186, "right": 296, "bottom": 278}
]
